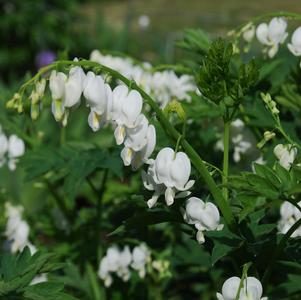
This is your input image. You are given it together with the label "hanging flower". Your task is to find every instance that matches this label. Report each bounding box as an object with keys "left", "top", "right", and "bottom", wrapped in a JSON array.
[
  {"left": 184, "top": 197, "right": 223, "bottom": 243},
  {"left": 216, "top": 276, "right": 267, "bottom": 300},
  {"left": 142, "top": 147, "right": 194, "bottom": 208},
  {"left": 111, "top": 85, "right": 143, "bottom": 145},
  {"left": 7, "top": 135, "right": 25, "bottom": 171},
  {"left": 256, "top": 17, "right": 288, "bottom": 58},
  {"left": 131, "top": 244, "right": 150, "bottom": 278},
  {"left": 273, "top": 144, "right": 297, "bottom": 170},
  {"left": 242, "top": 24, "right": 256, "bottom": 43},
  {"left": 49, "top": 61, "right": 85, "bottom": 124},
  {"left": 98, "top": 246, "right": 132, "bottom": 287},
  {"left": 288, "top": 27, "right": 301, "bottom": 56},
  {"left": 121, "top": 115, "right": 156, "bottom": 168},
  {"left": 278, "top": 201, "right": 301, "bottom": 237},
  {"left": 83, "top": 71, "right": 112, "bottom": 131}
]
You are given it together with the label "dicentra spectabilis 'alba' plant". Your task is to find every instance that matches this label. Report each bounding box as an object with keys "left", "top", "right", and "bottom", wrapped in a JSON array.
[
  {"left": 216, "top": 276, "right": 267, "bottom": 300},
  {"left": 288, "top": 27, "right": 301, "bottom": 57},
  {"left": 256, "top": 17, "right": 288, "bottom": 58},
  {"left": 273, "top": 144, "right": 297, "bottom": 170},
  {"left": 278, "top": 201, "right": 301, "bottom": 237},
  {"left": 142, "top": 147, "right": 194, "bottom": 208},
  {"left": 184, "top": 197, "right": 223, "bottom": 244}
]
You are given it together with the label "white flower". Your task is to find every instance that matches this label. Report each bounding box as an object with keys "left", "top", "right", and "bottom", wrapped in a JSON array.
[
  {"left": 131, "top": 244, "right": 150, "bottom": 278},
  {"left": 50, "top": 71, "right": 67, "bottom": 121},
  {"left": 111, "top": 85, "right": 143, "bottom": 145},
  {"left": 50, "top": 62, "right": 85, "bottom": 123},
  {"left": 83, "top": 71, "right": 113, "bottom": 131},
  {"left": 273, "top": 144, "right": 297, "bottom": 170},
  {"left": 142, "top": 147, "right": 194, "bottom": 208},
  {"left": 98, "top": 246, "right": 132, "bottom": 287},
  {"left": 242, "top": 24, "right": 255, "bottom": 43},
  {"left": 232, "top": 134, "right": 252, "bottom": 163},
  {"left": 121, "top": 115, "right": 156, "bottom": 168},
  {"left": 278, "top": 201, "right": 301, "bottom": 237},
  {"left": 288, "top": 27, "right": 301, "bottom": 56},
  {"left": 256, "top": 17, "right": 288, "bottom": 58},
  {"left": 184, "top": 197, "right": 223, "bottom": 244},
  {"left": 30, "top": 273, "right": 48, "bottom": 286},
  {"left": 216, "top": 276, "right": 267, "bottom": 300},
  {"left": 7, "top": 135, "right": 25, "bottom": 171},
  {"left": 138, "top": 15, "right": 150, "bottom": 29}
]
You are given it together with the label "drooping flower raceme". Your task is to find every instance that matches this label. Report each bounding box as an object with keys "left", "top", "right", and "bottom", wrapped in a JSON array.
[
  {"left": 278, "top": 201, "right": 301, "bottom": 237},
  {"left": 184, "top": 197, "right": 223, "bottom": 243},
  {"left": 273, "top": 144, "right": 297, "bottom": 170},
  {"left": 4, "top": 203, "right": 36, "bottom": 254},
  {"left": 256, "top": 17, "right": 288, "bottom": 58},
  {"left": 216, "top": 276, "right": 268, "bottom": 300},
  {"left": 90, "top": 50, "right": 196, "bottom": 108},
  {"left": 47, "top": 63, "right": 157, "bottom": 169},
  {"left": 142, "top": 147, "right": 194, "bottom": 208},
  {"left": 98, "top": 246, "right": 132, "bottom": 287},
  {"left": 98, "top": 244, "right": 151, "bottom": 287}
]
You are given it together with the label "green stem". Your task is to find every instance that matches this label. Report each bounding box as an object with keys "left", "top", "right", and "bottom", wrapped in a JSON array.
[
  {"left": 222, "top": 121, "right": 230, "bottom": 202},
  {"left": 262, "top": 217, "right": 301, "bottom": 287},
  {"left": 45, "top": 179, "right": 72, "bottom": 222},
  {"left": 13, "top": 59, "right": 236, "bottom": 232}
]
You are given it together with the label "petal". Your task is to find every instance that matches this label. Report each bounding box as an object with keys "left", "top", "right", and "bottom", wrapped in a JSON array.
[
  {"left": 165, "top": 187, "right": 175, "bottom": 206},
  {"left": 114, "top": 125, "right": 126, "bottom": 145},
  {"left": 256, "top": 23, "right": 270, "bottom": 45}
]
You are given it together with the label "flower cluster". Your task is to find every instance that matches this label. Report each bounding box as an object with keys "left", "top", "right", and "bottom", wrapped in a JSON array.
[
  {"left": 4, "top": 203, "right": 48, "bottom": 285},
  {"left": 98, "top": 244, "right": 151, "bottom": 287},
  {"left": 217, "top": 276, "right": 267, "bottom": 300},
  {"left": 278, "top": 201, "right": 301, "bottom": 237},
  {"left": 252, "top": 17, "right": 301, "bottom": 66},
  {"left": 256, "top": 17, "right": 288, "bottom": 58},
  {"left": 0, "top": 126, "right": 25, "bottom": 171},
  {"left": 142, "top": 147, "right": 194, "bottom": 208},
  {"left": 184, "top": 197, "right": 223, "bottom": 243},
  {"left": 273, "top": 144, "right": 297, "bottom": 170},
  {"left": 4, "top": 203, "right": 36, "bottom": 254},
  {"left": 90, "top": 50, "right": 196, "bottom": 108},
  {"left": 49, "top": 65, "right": 156, "bottom": 169}
]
